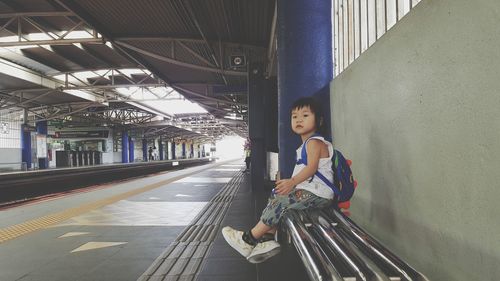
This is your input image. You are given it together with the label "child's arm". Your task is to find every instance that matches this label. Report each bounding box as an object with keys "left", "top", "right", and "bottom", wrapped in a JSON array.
[{"left": 275, "top": 139, "right": 324, "bottom": 195}]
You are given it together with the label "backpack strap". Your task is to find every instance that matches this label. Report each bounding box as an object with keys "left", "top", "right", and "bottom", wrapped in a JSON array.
[
  {"left": 296, "top": 135, "right": 342, "bottom": 196},
  {"left": 296, "top": 133, "right": 322, "bottom": 166}
]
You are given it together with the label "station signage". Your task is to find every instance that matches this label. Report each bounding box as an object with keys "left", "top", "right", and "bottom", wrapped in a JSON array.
[
  {"left": 54, "top": 130, "right": 109, "bottom": 138},
  {"left": 36, "top": 134, "right": 47, "bottom": 158}
]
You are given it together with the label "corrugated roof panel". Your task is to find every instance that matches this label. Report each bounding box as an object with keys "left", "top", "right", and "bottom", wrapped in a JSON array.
[
  {"left": 51, "top": 45, "right": 109, "bottom": 69},
  {"left": 141, "top": 54, "right": 223, "bottom": 84},
  {"left": 20, "top": 47, "right": 83, "bottom": 72},
  {"left": 0, "top": 72, "right": 40, "bottom": 91},
  {"left": 80, "top": 44, "right": 136, "bottom": 68},
  {"left": 174, "top": 41, "right": 215, "bottom": 67},
  {"left": 192, "top": 0, "right": 274, "bottom": 46},
  {"left": 74, "top": 0, "right": 198, "bottom": 36},
  {"left": 0, "top": 2, "right": 15, "bottom": 13},
  {"left": 4, "top": 0, "right": 64, "bottom": 12},
  {"left": 34, "top": 15, "right": 87, "bottom": 32}
]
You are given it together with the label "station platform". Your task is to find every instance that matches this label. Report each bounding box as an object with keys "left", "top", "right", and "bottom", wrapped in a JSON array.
[
  {"left": 0, "top": 158, "right": 214, "bottom": 206},
  {"left": 0, "top": 159, "right": 307, "bottom": 281}
]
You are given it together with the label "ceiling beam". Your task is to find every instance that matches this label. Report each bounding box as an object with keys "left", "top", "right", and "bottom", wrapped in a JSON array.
[
  {"left": 114, "top": 36, "right": 265, "bottom": 50},
  {"left": 0, "top": 38, "right": 103, "bottom": 47},
  {"left": 114, "top": 41, "right": 246, "bottom": 77},
  {"left": 0, "top": 12, "right": 74, "bottom": 18}
]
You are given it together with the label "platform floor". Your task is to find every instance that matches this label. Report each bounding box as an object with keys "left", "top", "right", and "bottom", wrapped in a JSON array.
[{"left": 0, "top": 159, "right": 309, "bottom": 281}]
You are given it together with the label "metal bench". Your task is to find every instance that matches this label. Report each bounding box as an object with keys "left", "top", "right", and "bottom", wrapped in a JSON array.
[{"left": 282, "top": 208, "right": 430, "bottom": 281}]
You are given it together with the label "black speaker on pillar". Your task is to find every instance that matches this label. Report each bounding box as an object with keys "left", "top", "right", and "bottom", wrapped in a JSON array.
[{"left": 229, "top": 55, "right": 246, "bottom": 68}]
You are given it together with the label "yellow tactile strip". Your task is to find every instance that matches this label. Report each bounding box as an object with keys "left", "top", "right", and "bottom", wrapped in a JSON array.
[{"left": 0, "top": 160, "right": 237, "bottom": 244}]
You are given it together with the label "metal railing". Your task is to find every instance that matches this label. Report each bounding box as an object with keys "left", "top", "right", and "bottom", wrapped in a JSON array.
[
  {"left": 334, "top": 0, "right": 423, "bottom": 76},
  {"left": 283, "top": 209, "right": 429, "bottom": 281}
]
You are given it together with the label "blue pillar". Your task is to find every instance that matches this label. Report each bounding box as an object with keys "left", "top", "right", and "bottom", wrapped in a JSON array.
[
  {"left": 21, "top": 124, "right": 31, "bottom": 169},
  {"left": 277, "top": 0, "right": 333, "bottom": 177},
  {"left": 171, "top": 142, "right": 176, "bottom": 159},
  {"left": 165, "top": 141, "right": 169, "bottom": 159},
  {"left": 159, "top": 138, "right": 164, "bottom": 160},
  {"left": 36, "top": 121, "right": 48, "bottom": 169},
  {"left": 190, "top": 144, "right": 193, "bottom": 158},
  {"left": 128, "top": 137, "right": 134, "bottom": 163},
  {"left": 142, "top": 139, "right": 147, "bottom": 161},
  {"left": 121, "top": 131, "right": 129, "bottom": 163},
  {"left": 182, "top": 143, "right": 186, "bottom": 158},
  {"left": 248, "top": 63, "right": 267, "bottom": 190}
]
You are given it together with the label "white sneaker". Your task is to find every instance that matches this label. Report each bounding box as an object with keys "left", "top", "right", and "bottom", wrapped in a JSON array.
[
  {"left": 221, "top": 226, "right": 255, "bottom": 257},
  {"left": 246, "top": 240, "right": 281, "bottom": 264}
]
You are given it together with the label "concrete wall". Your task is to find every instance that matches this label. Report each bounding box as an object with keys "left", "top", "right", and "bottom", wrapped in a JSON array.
[
  {"left": 0, "top": 148, "right": 22, "bottom": 170},
  {"left": 330, "top": 0, "right": 500, "bottom": 280}
]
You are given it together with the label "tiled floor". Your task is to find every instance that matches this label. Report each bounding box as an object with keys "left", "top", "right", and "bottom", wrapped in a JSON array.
[
  {"left": 0, "top": 161, "right": 249, "bottom": 281},
  {"left": 195, "top": 172, "right": 310, "bottom": 281},
  {"left": 0, "top": 161, "right": 310, "bottom": 281},
  {"left": 58, "top": 201, "right": 208, "bottom": 226}
]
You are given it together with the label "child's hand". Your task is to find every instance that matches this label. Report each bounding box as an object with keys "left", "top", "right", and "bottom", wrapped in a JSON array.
[{"left": 275, "top": 178, "right": 296, "bottom": 195}]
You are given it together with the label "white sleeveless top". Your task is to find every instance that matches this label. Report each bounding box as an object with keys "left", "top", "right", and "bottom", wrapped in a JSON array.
[{"left": 292, "top": 136, "right": 334, "bottom": 199}]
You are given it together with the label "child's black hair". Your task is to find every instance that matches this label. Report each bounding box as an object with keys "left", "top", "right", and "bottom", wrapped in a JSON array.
[{"left": 290, "top": 97, "right": 325, "bottom": 135}]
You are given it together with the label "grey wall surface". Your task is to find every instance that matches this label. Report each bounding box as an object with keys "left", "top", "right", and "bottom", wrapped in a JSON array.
[
  {"left": 330, "top": 0, "right": 500, "bottom": 280},
  {"left": 0, "top": 148, "right": 22, "bottom": 169}
]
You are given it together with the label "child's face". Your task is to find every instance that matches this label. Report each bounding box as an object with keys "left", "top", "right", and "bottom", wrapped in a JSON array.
[{"left": 291, "top": 106, "right": 316, "bottom": 136}]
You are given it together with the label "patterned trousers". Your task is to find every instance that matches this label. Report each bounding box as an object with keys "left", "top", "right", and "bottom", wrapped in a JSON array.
[{"left": 260, "top": 189, "right": 331, "bottom": 227}]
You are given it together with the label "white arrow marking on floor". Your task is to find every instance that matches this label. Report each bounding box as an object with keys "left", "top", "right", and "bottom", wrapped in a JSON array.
[
  {"left": 148, "top": 197, "right": 161, "bottom": 200},
  {"left": 58, "top": 232, "right": 90, "bottom": 238},
  {"left": 71, "top": 242, "right": 127, "bottom": 253},
  {"left": 175, "top": 194, "right": 192, "bottom": 197}
]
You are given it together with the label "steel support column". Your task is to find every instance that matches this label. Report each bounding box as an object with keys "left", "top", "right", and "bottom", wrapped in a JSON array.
[
  {"left": 159, "top": 137, "right": 164, "bottom": 160},
  {"left": 121, "top": 131, "right": 129, "bottom": 163},
  {"left": 248, "top": 63, "right": 267, "bottom": 191},
  {"left": 277, "top": 0, "right": 333, "bottom": 177},
  {"left": 142, "top": 139, "right": 147, "bottom": 161},
  {"left": 128, "top": 137, "right": 134, "bottom": 163},
  {"left": 21, "top": 124, "right": 32, "bottom": 170},
  {"left": 171, "top": 142, "right": 176, "bottom": 160}
]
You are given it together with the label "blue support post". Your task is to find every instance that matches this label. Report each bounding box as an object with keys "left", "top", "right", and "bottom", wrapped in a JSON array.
[
  {"left": 21, "top": 124, "right": 31, "bottom": 169},
  {"left": 36, "top": 121, "right": 48, "bottom": 169},
  {"left": 159, "top": 138, "right": 164, "bottom": 160},
  {"left": 165, "top": 141, "right": 169, "bottom": 159},
  {"left": 190, "top": 144, "right": 193, "bottom": 158},
  {"left": 182, "top": 143, "right": 186, "bottom": 158},
  {"left": 142, "top": 139, "right": 147, "bottom": 161},
  {"left": 171, "top": 142, "right": 176, "bottom": 159},
  {"left": 277, "top": 0, "right": 333, "bottom": 177},
  {"left": 248, "top": 63, "right": 267, "bottom": 190},
  {"left": 128, "top": 137, "right": 134, "bottom": 163},
  {"left": 121, "top": 131, "right": 129, "bottom": 163}
]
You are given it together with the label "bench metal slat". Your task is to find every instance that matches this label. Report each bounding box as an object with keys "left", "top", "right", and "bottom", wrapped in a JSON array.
[
  {"left": 328, "top": 209, "right": 429, "bottom": 281},
  {"left": 285, "top": 211, "right": 345, "bottom": 281}
]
